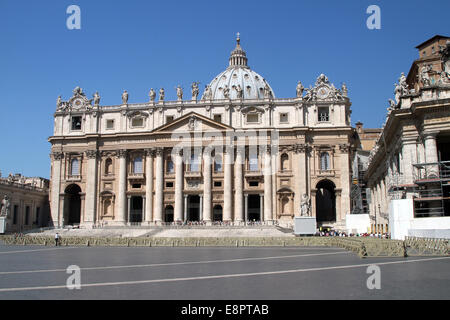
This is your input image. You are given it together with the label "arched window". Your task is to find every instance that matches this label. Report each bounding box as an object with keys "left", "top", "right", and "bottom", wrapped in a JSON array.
[
  {"left": 71, "top": 159, "right": 80, "bottom": 176},
  {"left": 103, "top": 199, "right": 111, "bottom": 216},
  {"left": 281, "top": 197, "right": 290, "bottom": 214},
  {"left": 249, "top": 152, "right": 258, "bottom": 171},
  {"left": 105, "top": 158, "right": 113, "bottom": 175},
  {"left": 281, "top": 153, "right": 289, "bottom": 171},
  {"left": 133, "top": 156, "right": 143, "bottom": 174},
  {"left": 320, "top": 152, "right": 330, "bottom": 171}
]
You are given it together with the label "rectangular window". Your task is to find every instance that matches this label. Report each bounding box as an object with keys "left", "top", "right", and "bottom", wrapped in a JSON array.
[
  {"left": 190, "top": 154, "right": 200, "bottom": 172},
  {"left": 214, "top": 181, "right": 222, "bottom": 187},
  {"left": 71, "top": 116, "right": 82, "bottom": 130},
  {"left": 13, "top": 205, "right": 18, "bottom": 225},
  {"left": 132, "top": 183, "right": 142, "bottom": 189},
  {"left": 25, "top": 206, "right": 30, "bottom": 225},
  {"left": 131, "top": 117, "right": 144, "bottom": 128},
  {"left": 106, "top": 119, "right": 115, "bottom": 130},
  {"left": 213, "top": 114, "right": 222, "bottom": 123},
  {"left": 35, "top": 207, "right": 40, "bottom": 225},
  {"left": 166, "top": 159, "right": 174, "bottom": 174},
  {"left": 214, "top": 157, "right": 223, "bottom": 172},
  {"left": 247, "top": 114, "right": 259, "bottom": 123},
  {"left": 166, "top": 182, "right": 174, "bottom": 188},
  {"left": 166, "top": 116, "right": 174, "bottom": 123},
  {"left": 249, "top": 181, "right": 259, "bottom": 187},
  {"left": 71, "top": 159, "right": 80, "bottom": 176},
  {"left": 279, "top": 113, "right": 289, "bottom": 123},
  {"left": 318, "top": 107, "right": 329, "bottom": 122},
  {"left": 133, "top": 157, "right": 143, "bottom": 174},
  {"left": 249, "top": 153, "right": 258, "bottom": 171}
]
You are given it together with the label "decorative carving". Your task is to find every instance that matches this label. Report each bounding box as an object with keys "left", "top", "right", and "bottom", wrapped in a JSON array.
[
  {"left": 117, "top": 149, "right": 127, "bottom": 158},
  {"left": 101, "top": 150, "right": 118, "bottom": 157},
  {"left": 188, "top": 116, "right": 197, "bottom": 131},
  {"left": 144, "top": 148, "right": 155, "bottom": 157},
  {"left": 51, "top": 152, "right": 64, "bottom": 161},
  {"left": 339, "top": 144, "right": 350, "bottom": 153},
  {"left": 85, "top": 150, "right": 98, "bottom": 159},
  {"left": 419, "top": 64, "right": 433, "bottom": 87}
]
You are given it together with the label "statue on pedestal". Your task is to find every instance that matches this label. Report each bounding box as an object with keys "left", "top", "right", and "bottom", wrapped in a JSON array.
[
  {"left": 122, "top": 90, "right": 128, "bottom": 104},
  {"left": 341, "top": 83, "right": 348, "bottom": 97},
  {"left": 296, "top": 81, "right": 304, "bottom": 98},
  {"left": 202, "top": 85, "right": 212, "bottom": 100},
  {"left": 223, "top": 85, "right": 230, "bottom": 99},
  {"left": 159, "top": 88, "right": 165, "bottom": 101},
  {"left": 0, "top": 196, "right": 11, "bottom": 218},
  {"left": 176, "top": 85, "right": 183, "bottom": 101},
  {"left": 191, "top": 82, "right": 199, "bottom": 100},
  {"left": 149, "top": 88, "right": 156, "bottom": 102},
  {"left": 300, "top": 193, "right": 311, "bottom": 217},
  {"left": 93, "top": 92, "right": 101, "bottom": 106}
]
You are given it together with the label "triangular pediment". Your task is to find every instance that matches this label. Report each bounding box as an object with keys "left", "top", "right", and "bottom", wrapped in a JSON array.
[{"left": 151, "top": 112, "right": 234, "bottom": 134}]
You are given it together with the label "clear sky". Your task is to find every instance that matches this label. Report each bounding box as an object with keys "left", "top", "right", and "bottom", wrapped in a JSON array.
[{"left": 0, "top": 0, "right": 449, "bottom": 179}]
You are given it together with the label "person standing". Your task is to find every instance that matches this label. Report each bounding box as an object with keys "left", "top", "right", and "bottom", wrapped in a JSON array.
[{"left": 55, "top": 233, "right": 60, "bottom": 246}]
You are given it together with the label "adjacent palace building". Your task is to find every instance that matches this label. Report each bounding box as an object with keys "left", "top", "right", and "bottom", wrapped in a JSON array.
[{"left": 49, "top": 35, "right": 356, "bottom": 228}]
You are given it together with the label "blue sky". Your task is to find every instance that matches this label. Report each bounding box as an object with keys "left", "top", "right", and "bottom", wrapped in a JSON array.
[{"left": 0, "top": 0, "right": 449, "bottom": 178}]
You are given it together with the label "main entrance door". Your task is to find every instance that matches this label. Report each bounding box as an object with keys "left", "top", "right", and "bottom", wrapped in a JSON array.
[
  {"left": 316, "top": 180, "right": 336, "bottom": 225},
  {"left": 187, "top": 195, "right": 200, "bottom": 222},
  {"left": 130, "top": 196, "right": 143, "bottom": 223},
  {"left": 248, "top": 194, "right": 261, "bottom": 222}
]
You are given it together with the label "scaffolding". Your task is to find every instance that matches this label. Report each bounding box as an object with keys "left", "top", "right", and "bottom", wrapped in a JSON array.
[{"left": 412, "top": 160, "right": 450, "bottom": 217}]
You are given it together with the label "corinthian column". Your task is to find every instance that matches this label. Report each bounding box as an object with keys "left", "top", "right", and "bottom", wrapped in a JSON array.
[
  {"left": 145, "top": 149, "right": 154, "bottom": 224},
  {"left": 203, "top": 149, "right": 212, "bottom": 223},
  {"left": 84, "top": 150, "right": 98, "bottom": 226},
  {"left": 223, "top": 147, "right": 233, "bottom": 222},
  {"left": 234, "top": 147, "right": 244, "bottom": 222},
  {"left": 50, "top": 152, "right": 64, "bottom": 228},
  {"left": 263, "top": 146, "right": 273, "bottom": 222},
  {"left": 174, "top": 148, "right": 184, "bottom": 222},
  {"left": 154, "top": 148, "right": 164, "bottom": 223},
  {"left": 117, "top": 149, "right": 127, "bottom": 225}
]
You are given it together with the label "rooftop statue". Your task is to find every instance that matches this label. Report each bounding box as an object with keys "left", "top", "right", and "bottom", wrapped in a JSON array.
[
  {"left": 341, "top": 83, "right": 348, "bottom": 97},
  {"left": 73, "top": 86, "right": 84, "bottom": 96},
  {"left": 93, "top": 92, "right": 101, "bottom": 106},
  {"left": 122, "top": 90, "right": 128, "bottom": 104},
  {"left": 149, "top": 88, "right": 156, "bottom": 102},
  {"left": 191, "top": 82, "right": 200, "bottom": 100},
  {"left": 176, "top": 85, "right": 183, "bottom": 101},
  {"left": 296, "top": 81, "right": 304, "bottom": 98},
  {"left": 159, "top": 88, "right": 165, "bottom": 101},
  {"left": 235, "top": 84, "right": 243, "bottom": 99},
  {"left": 202, "top": 85, "right": 212, "bottom": 100},
  {"left": 263, "top": 82, "right": 272, "bottom": 99}
]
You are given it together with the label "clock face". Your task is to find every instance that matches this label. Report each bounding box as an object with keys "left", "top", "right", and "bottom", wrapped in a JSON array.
[
  {"left": 72, "top": 98, "right": 84, "bottom": 109},
  {"left": 317, "top": 87, "right": 329, "bottom": 99}
]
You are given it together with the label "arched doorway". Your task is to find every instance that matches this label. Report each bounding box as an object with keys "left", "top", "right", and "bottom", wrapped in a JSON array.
[
  {"left": 164, "top": 205, "right": 174, "bottom": 222},
  {"left": 130, "top": 196, "right": 143, "bottom": 223},
  {"left": 187, "top": 195, "right": 200, "bottom": 221},
  {"left": 65, "top": 184, "right": 81, "bottom": 225},
  {"left": 248, "top": 194, "right": 261, "bottom": 222},
  {"left": 213, "top": 205, "right": 223, "bottom": 222},
  {"left": 316, "top": 180, "right": 336, "bottom": 225}
]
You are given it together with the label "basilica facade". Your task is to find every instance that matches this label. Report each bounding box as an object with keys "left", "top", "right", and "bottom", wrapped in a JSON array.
[{"left": 49, "top": 36, "right": 356, "bottom": 228}]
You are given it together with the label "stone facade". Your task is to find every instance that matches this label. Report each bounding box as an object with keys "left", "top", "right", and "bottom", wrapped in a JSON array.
[
  {"left": 365, "top": 35, "right": 450, "bottom": 227},
  {"left": 49, "top": 36, "right": 357, "bottom": 229},
  {"left": 0, "top": 173, "right": 50, "bottom": 233}
]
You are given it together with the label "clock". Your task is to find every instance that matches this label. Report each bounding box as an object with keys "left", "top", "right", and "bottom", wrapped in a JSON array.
[
  {"left": 317, "top": 87, "right": 329, "bottom": 99},
  {"left": 72, "top": 98, "right": 85, "bottom": 109}
]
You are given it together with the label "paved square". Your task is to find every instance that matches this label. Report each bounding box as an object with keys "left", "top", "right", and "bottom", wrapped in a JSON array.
[{"left": 0, "top": 245, "right": 448, "bottom": 300}]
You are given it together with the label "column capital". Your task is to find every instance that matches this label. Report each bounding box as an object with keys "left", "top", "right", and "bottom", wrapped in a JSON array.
[
  {"left": 51, "top": 151, "right": 64, "bottom": 161},
  {"left": 117, "top": 149, "right": 128, "bottom": 158},
  {"left": 144, "top": 148, "right": 156, "bottom": 157},
  {"left": 422, "top": 131, "right": 439, "bottom": 139},
  {"left": 85, "top": 150, "right": 98, "bottom": 159},
  {"left": 155, "top": 147, "right": 164, "bottom": 157}
]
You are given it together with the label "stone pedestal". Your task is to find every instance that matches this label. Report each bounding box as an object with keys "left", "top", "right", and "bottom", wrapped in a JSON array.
[
  {"left": 0, "top": 217, "right": 6, "bottom": 234},
  {"left": 294, "top": 217, "right": 317, "bottom": 235}
]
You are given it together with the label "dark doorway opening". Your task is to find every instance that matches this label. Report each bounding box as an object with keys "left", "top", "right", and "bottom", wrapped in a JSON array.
[
  {"left": 65, "top": 184, "right": 81, "bottom": 225},
  {"left": 188, "top": 195, "right": 200, "bottom": 221},
  {"left": 316, "top": 180, "right": 336, "bottom": 225},
  {"left": 248, "top": 194, "right": 261, "bottom": 222},
  {"left": 213, "top": 205, "right": 223, "bottom": 222},
  {"left": 130, "top": 196, "right": 143, "bottom": 223},
  {"left": 164, "top": 205, "right": 174, "bottom": 223}
]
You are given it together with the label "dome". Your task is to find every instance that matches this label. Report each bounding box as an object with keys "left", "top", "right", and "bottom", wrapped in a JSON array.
[{"left": 201, "top": 34, "right": 275, "bottom": 100}]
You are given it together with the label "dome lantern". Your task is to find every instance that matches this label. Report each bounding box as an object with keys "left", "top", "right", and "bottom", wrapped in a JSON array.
[{"left": 229, "top": 32, "right": 248, "bottom": 67}]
